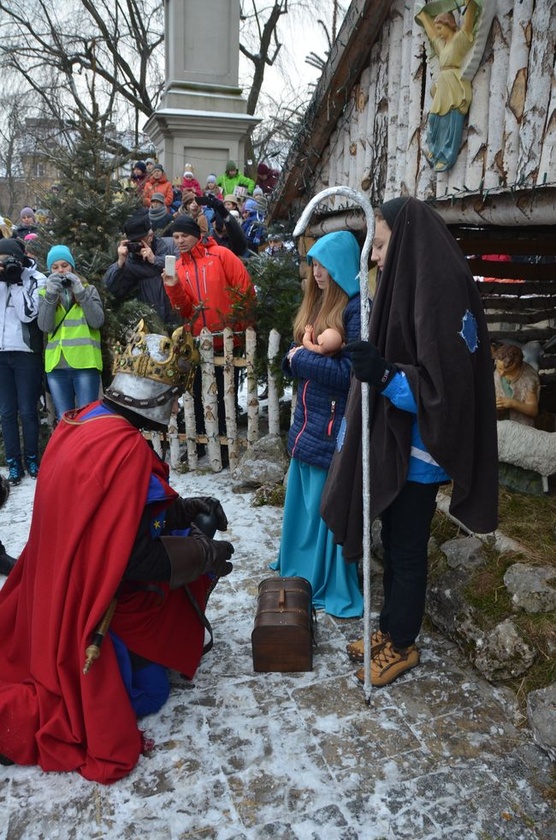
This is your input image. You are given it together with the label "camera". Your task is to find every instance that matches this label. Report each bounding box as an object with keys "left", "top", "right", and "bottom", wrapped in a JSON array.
[
  {"left": 61, "top": 278, "right": 72, "bottom": 288},
  {"left": 0, "top": 257, "right": 23, "bottom": 285},
  {"left": 126, "top": 240, "right": 143, "bottom": 254}
]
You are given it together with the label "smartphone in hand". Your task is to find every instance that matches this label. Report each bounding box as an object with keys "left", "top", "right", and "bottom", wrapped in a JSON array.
[{"left": 164, "top": 255, "right": 176, "bottom": 276}]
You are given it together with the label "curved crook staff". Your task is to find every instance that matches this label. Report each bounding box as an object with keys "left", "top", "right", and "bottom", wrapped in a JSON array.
[{"left": 293, "top": 186, "right": 374, "bottom": 703}]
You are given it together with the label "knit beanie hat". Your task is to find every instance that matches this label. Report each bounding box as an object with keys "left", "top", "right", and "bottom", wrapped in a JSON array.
[
  {"left": 170, "top": 215, "right": 201, "bottom": 238},
  {"left": 47, "top": 244, "right": 75, "bottom": 271},
  {"left": 152, "top": 163, "right": 164, "bottom": 172},
  {"left": 150, "top": 192, "right": 166, "bottom": 204},
  {"left": 0, "top": 239, "right": 25, "bottom": 261},
  {"left": 206, "top": 174, "right": 217, "bottom": 184},
  {"left": 20, "top": 207, "right": 36, "bottom": 221},
  {"left": 124, "top": 214, "right": 151, "bottom": 240},
  {"left": 181, "top": 190, "right": 197, "bottom": 205},
  {"left": 226, "top": 160, "right": 237, "bottom": 173},
  {"left": 244, "top": 198, "right": 259, "bottom": 213},
  {"left": 133, "top": 161, "right": 147, "bottom": 173},
  {"left": 379, "top": 197, "right": 409, "bottom": 231}
]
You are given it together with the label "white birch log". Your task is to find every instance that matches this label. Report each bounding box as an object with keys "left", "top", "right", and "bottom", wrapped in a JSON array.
[
  {"left": 222, "top": 327, "right": 239, "bottom": 469},
  {"left": 504, "top": 0, "right": 534, "bottom": 183},
  {"left": 517, "top": 2, "right": 554, "bottom": 184},
  {"left": 394, "top": 4, "right": 413, "bottom": 189},
  {"left": 199, "top": 327, "right": 222, "bottom": 471},
  {"left": 385, "top": 10, "right": 404, "bottom": 195},
  {"left": 183, "top": 389, "right": 198, "bottom": 469},
  {"left": 537, "top": 50, "right": 556, "bottom": 184},
  {"left": 267, "top": 329, "right": 281, "bottom": 436},
  {"left": 484, "top": 3, "right": 512, "bottom": 190},
  {"left": 245, "top": 327, "right": 259, "bottom": 447},
  {"left": 167, "top": 400, "right": 180, "bottom": 469}
]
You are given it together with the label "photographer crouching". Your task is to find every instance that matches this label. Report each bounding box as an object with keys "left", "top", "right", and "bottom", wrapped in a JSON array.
[{"left": 0, "top": 239, "right": 46, "bottom": 486}]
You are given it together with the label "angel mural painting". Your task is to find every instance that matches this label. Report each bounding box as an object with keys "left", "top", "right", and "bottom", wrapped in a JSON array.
[{"left": 416, "top": 0, "right": 487, "bottom": 172}]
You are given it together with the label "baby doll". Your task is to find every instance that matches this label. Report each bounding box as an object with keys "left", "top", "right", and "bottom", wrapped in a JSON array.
[{"left": 303, "top": 325, "right": 344, "bottom": 355}]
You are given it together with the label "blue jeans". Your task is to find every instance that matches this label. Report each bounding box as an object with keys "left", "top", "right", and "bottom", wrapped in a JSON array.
[
  {"left": 47, "top": 368, "right": 101, "bottom": 420},
  {"left": 0, "top": 351, "right": 43, "bottom": 462}
]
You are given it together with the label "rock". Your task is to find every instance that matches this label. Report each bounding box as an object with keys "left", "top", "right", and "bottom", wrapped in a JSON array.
[
  {"left": 503, "top": 563, "right": 556, "bottom": 614},
  {"left": 440, "top": 536, "right": 486, "bottom": 571},
  {"left": 427, "top": 569, "right": 483, "bottom": 648},
  {"left": 474, "top": 619, "right": 537, "bottom": 681},
  {"left": 527, "top": 683, "right": 556, "bottom": 762},
  {"left": 231, "top": 434, "right": 289, "bottom": 488},
  {"left": 427, "top": 575, "right": 537, "bottom": 682}
]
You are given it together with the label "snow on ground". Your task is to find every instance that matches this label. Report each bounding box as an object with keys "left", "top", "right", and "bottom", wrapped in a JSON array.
[{"left": 0, "top": 466, "right": 554, "bottom": 840}]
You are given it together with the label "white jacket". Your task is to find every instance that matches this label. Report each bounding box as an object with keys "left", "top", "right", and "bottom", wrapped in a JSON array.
[{"left": 0, "top": 261, "right": 46, "bottom": 353}]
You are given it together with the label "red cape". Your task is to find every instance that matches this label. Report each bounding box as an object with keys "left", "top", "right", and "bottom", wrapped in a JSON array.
[{"left": 0, "top": 404, "right": 209, "bottom": 783}]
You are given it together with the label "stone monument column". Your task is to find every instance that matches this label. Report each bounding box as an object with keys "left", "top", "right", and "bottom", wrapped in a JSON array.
[{"left": 144, "top": 0, "right": 260, "bottom": 187}]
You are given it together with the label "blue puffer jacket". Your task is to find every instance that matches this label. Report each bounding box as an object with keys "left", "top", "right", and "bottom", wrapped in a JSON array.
[{"left": 283, "top": 231, "right": 362, "bottom": 470}]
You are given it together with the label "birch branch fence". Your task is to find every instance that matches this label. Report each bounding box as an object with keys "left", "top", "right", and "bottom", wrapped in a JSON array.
[{"left": 146, "top": 326, "right": 285, "bottom": 472}]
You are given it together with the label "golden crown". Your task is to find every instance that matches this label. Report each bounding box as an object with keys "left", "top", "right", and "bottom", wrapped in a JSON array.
[{"left": 112, "top": 319, "right": 199, "bottom": 393}]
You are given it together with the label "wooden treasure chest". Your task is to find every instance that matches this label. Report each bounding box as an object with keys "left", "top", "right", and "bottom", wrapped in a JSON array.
[{"left": 251, "top": 576, "right": 315, "bottom": 672}]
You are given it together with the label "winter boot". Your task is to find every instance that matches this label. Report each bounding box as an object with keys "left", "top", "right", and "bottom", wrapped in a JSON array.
[
  {"left": 26, "top": 454, "right": 40, "bottom": 479},
  {"left": 0, "top": 541, "right": 16, "bottom": 577},
  {"left": 346, "top": 629, "right": 390, "bottom": 663},
  {"left": 6, "top": 458, "right": 24, "bottom": 486},
  {"left": 356, "top": 640, "right": 420, "bottom": 687}
]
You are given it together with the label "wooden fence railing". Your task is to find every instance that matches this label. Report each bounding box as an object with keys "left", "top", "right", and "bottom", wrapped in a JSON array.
[{"left": 145, "top": 326, "right": 285, "bottom": 471}]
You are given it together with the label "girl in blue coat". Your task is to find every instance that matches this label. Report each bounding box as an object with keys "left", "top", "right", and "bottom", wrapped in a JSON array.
[{"left": 273, "top": 231, "right": 363, "bottom": 618}]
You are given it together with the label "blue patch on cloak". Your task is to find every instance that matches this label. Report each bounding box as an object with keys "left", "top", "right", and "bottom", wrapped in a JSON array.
[{"left": 460, "top": 309, "right": 479, "bottom": 352}]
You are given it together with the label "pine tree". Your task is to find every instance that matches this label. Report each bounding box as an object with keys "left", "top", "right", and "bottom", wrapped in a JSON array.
[{"left": 33, "top": 126, "right": 161, "bottom": 382}]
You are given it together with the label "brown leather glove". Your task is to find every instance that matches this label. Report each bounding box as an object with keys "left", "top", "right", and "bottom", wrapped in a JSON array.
[{"left": 161, "top": 527, "right": 234, "bottom": 588}]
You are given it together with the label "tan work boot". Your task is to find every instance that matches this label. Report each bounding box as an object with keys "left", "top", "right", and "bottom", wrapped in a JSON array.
[
  {"left": 346, "top": 629, "right": 390, "bottom": 663},
  {"left": 355, "top": 640, "right": 420, "bottom": 686}
]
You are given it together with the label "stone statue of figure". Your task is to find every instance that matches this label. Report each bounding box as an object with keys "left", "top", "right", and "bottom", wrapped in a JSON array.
[
  {"left": 416, "top": 0, "right": 479, "bottom": 172},
  {"left": 493, "top": 343, "right": 540, "bottom": 428}
]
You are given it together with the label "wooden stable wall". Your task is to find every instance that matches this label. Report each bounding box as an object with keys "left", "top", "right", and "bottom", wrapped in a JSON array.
[{"left": 274, "top": 0, "right": 556, "bottom": 226}]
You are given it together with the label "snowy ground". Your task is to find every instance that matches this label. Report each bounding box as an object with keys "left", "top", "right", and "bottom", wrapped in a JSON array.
[{"left": 0, "top": 465, "right": 554, "bottom": 840}]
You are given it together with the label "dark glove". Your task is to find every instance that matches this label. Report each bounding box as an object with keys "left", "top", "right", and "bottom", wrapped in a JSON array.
[
  {"left": 161, "top": 528, "right": 234, "bottom": 587},
  {"left": 204, "top": 194, "right": 227, "bottom": 218},
  {"left": 189, "top": 524, "right": 234, "bottom": 577},
  {"left": 344, "top": 340, "right": 397, "bottom": 390},
  {"left": 174, "top": 496, "right": 228, "bottom": 531}
]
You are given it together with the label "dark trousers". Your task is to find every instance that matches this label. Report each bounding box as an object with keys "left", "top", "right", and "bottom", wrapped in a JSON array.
[
  {"left": 379, "top": 481, "right": 440, "bottom": 649},
  {"left": 0, "top": 351, "right": 43, "bottom": 463}
]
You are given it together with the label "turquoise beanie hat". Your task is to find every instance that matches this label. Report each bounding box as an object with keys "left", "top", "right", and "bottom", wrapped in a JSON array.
[{"left": 47, "top": 245, "right": 75, "bottom": 271}]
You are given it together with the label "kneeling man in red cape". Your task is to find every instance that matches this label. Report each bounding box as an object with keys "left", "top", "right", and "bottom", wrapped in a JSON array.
[{"left": 0, "top": 320, "right": 234, "bottom": 783}]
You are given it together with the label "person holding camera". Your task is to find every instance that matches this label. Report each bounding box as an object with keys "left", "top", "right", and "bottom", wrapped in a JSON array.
[
  {"left": 103, "top": 213, "right": 179, "bottom": 325},
  {"left": 0, "top": 239, "right": 46, "bottom": 485},
  {"left": 38, "top": 245, "right": 104, "bottom": 422}
]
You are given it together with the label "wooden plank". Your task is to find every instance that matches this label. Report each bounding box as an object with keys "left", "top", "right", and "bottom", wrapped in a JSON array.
[
  {"left": 468, "top": 260, "right": 556, "bottom": 281},
  {"left": 484, "top": 311, "right": 556, "bottom": 325},
  {"left": 476, "top": 280, "right": 556, "bottom": 296}
]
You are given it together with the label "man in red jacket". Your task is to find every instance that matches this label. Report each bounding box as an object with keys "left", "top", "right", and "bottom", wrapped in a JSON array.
[{"left": 163, "top": 215, "right": 256, "bottom": 461}]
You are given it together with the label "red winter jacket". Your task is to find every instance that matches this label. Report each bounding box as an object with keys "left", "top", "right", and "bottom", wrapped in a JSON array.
[
  {"left": 143, "top": 175, "right": 174, "bottom": 209},
  {"left": 164, "top": 238, "right": 255, "bottom": 346}
]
